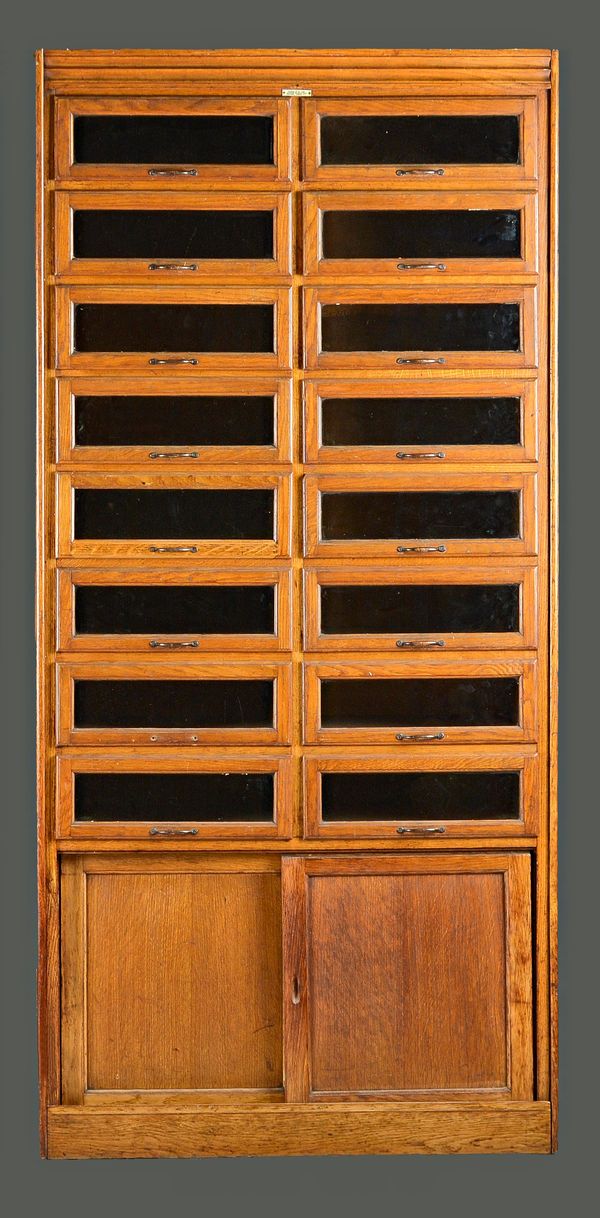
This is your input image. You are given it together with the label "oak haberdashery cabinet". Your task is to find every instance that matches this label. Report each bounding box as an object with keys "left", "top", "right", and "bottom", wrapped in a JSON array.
[{"left": 36, "top": 48, "right": 558, "bottom": 1158}]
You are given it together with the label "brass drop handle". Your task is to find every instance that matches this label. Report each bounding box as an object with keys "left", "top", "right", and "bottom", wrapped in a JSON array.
[
  {"left": 149, "top": 640, "right": 199, "bottom": 649},
  {"left": 291, "top": 976, "right": 301, "bottom": 1006},
  {"left": 396, "top": 826, "right": 446, "bottom": 835},
  {"left": 397, "top": 545, "right": 446, "bottom": 554},
  {"left": 395, "top": 732, "right": 445, "bottom": 742},
  {"left": 148, "top": 168, "right": 198, "bottom": 177},
  {"left": 148, "top": 262, "right": 199, "bottom": 272},
  {"left": 149, "top": 452, "right": 199, "bottom": 459},
  {"left": 148, "top": 358, "right": 198, "bottom": 366},
  {"left": 148, "top": 545, "right": 198, "bottom": 553},
  {"left": 396, "top": 452, "right": 445, "bottom": 460},
  {"left": 396, "top": 357, "right": 445, "bottom": 365},
  {"left": 395, "top": 168, "right": 445, "bottom": 177},
  {"left": 397, "top": 263, "right": 447, "bottom": 272},
  {"left": 395, "top": 639, "right": 445, "bottom": 649},
  {"left": 149, "top": 827, "right": 199, "bottom": 837}
]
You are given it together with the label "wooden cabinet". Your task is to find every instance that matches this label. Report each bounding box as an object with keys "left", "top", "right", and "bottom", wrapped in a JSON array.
[{"left": 37, "top": 49, "right": 557, "bottom": 1159}]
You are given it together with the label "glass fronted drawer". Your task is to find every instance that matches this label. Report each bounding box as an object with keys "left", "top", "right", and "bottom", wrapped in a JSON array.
[
  {"left": 303, "top": 97, "right": 539, "bottom": 187},
  {"left": 57, "top": 472, "right": 291, "bottom": 560},
  {"left": 303, "top": 748, "right": 538, "bottom": 837},
  {"left": 58, "top": 567, "right": 292, "bottom": 653},
  {"left": 56, "top": 751, "right": 293, "bottom": 839},
  {"left": 55, "top": 96, "right": 292, "bottom": 184},
  {"left": 304, "top": 472, "right": 536, "bottom": 558},
  {"left": 304, "top": 286, "right": 536, "bottom": 371},
  {"left": 55, "top": 191, "right": 292, "bottom": 280},
  {"left": 56, "top": 286, "right": 291, "bottom": 373},
  {"left": 303, "top": 191, "right": 537, "bottom": 278},
  {"left": 303, "top": 378, "right": 538, "bottom": 464},
  {"left": 56, "top": 377, "right": 291, "bottom": 466},
  {"left": 303, "top": 657, "right": 537, "bottom": 746},
  {"left": 57, "top": 660, "right": 292, "bottom": 746},
  {"left": 304, "top": 564, "right": 537, "bottom": 652}
]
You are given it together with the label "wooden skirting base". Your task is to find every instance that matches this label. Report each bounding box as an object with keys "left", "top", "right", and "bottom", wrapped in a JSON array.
[{"left": 47, "top": 1101, "right": 551, "bottom": 1158}]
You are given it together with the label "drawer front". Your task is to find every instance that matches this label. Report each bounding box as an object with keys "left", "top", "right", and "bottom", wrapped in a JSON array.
[
  {"left": 303, "top": 191, "right": 538, "bottom": 279},
  {"left": 304, "top": 286, "right": 537, "bottom": 371},
  {"left": 303, "top": 748, "right": 539, "bottom": 838},
  {"left": 57, "top": 660, "right": 292, "bottom": 746},
  {"left": 304, "top": 564, "right": 537, "bottom": 652},
  {"left": 55, "top": 191, "right": 292, "bottom": 281},
  {"left": 56, "top": 751, "right": 293, "bottom": 839},
  {"left": 303, "top": 657, "right": 537, "bottom": 745},
  {"left": 56, "top": 286, "right": 292, "bottom": 373},
  {"left": 303, "top": 97, "right": 539, "bottom": 187},
  {"left": 57, "top": 472, "right": 291, "bottom": 560},
  {"left": 304, "top": 472, "right": 537, "bottom": 558},
  {"left": 57, "top": 377, "right": 292, "bottom": 467},
  {"left": 58, "top": 567, "right": 292, "bottom": 654},
  {"left": 304, "top": 378, "right": 538, "bottom": 465},
  {"left": 55, "top": 96, "right": 292, "bottom": 184}
]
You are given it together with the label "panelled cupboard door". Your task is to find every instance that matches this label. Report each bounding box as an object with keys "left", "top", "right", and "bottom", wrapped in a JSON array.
[
  {"left": 303, "top": 748, "right": 539, "bottom": 838},
  {"left": 55, "top": 96, "right": 292, "bottom": 184},
  {"left": 56, "top": 377, "right": 292, "bottom": 467},
  {"left": 304, "top": 286, "right": 537, "bottom": 371},
  {"left": 57, "top": 472, "right": 292, "bottom": 560},
  {"left": 282, "top": 854, "right": 533, "bottom": 1102},
  {"left": 303, "top": 191, "right": 538, "bottom": 279},
  {"left": 56, "top": 752, "right": 293, "bottom": 840},
  {"left": 58, "top": 567, "right": 292, "bottom": 654},
  {"left": 302, "top": 97, "right": 539, "bottom": 187},
  {"left": 61, "top": 855, "right": 284, "bottom": 1105},
  {"left": 55, "top": 286, "right": 292, "bottom": 373},
  {"left": 303, "top": 378, "right": 538, "bottom": 465},
  {"left": 55, "top": 191, "right": 292, "bottom": 282},
  {"left": 304, "top": 472, "right": 537, "bottom": 559}
]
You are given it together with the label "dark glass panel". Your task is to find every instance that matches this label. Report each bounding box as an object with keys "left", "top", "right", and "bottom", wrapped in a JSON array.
[
  {"left": 320, "top": 115, "right": 520, "bottom": 166},
  {"left": 74, "top": 115, "right": 274, "bottom": 165},
  {"left": 321, "top": 304, "right": 520, "bottom": 353},
  {"left": 74, "top": 489, "right": 274, "bottom": 541},
  {"left": 322, "top": 210, "right": 520, "bottom": 260},
  {"left": 321, "top": 491, "right": 520, "bottom": 540},
  {"left": 321, "top": 396, "right": 521, "bottom": 447},
  {"left": 321, "top": 770, "right": 520, "bottom": 821},
  {"left": 75, "top": 771, "right": 274, "bottom": 823},
  {"left": 320, "top": 677, "right": 519, "bottom": 727},
  {"left": 74, "top": 394, "right": 274, "bottom": 448},
  {"left": 320, "top": 584, "right": 519, "bottom": 635},
  {"left": 74, "top": 679, "right": 274, "bottom": 729},
  {"left": 75, "top": 584, "right": 275, "bottom": 636},
  {"left": 74, "top": 304, "right": 274, "bottom": 353},
  {"left": 74, "top": 210, "right": 273, "bottom": 260}
]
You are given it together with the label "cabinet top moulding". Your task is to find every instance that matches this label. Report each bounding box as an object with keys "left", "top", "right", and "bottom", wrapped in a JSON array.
[{"left": 40, "top": 48, "right": 553, "bottom": 93}]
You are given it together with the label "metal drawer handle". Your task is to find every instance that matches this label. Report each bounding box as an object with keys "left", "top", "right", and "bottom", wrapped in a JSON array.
[
  {"left": 396, "top": 451, "right": 445, "bottom": 460},
  {"left": 148, "top": 263, "right": 198, "bottom": 272},
  {"left": 396, "top": 825, "right": 446, "bottom": 835},
  {"left": 149, "top": 640, "right": 199, "bottom": 649},
  {"left": 397, "top": 263, "right": 447, "bottom": 272},
  {"left": 395, "top": 732, "right": 445, "bottom": 742},
  {"left": 396, "top": 639, "right": 445, "bottom": 649},
  {"left": 149, "top": 451, "right": 199, "bottom": 460},
  {"left": 149, "top": 358, "right": 198, "bottom": 366},
  {"left": 148, "top": 545, "right": 198, "bottom": 553},
  {"left": 397, "top": 545, "right": 446, "bottom": 554},
  {"left": 148, "top": 168, "right": 198, "bottom": 177},
  {"left": 291, "top": 976, "right": 301, "bottom": 1006},
  {"left": 396, "top": 357, "right": 445, "bottom": 365},
  {"left": 149, "top": 827, "right": 199, "bottom": 836},
  {"left": 395, "top": 168, "right": 445, "bottom": 177}
]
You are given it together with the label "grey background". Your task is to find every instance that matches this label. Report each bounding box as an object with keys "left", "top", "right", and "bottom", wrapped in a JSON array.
[{"left": 1, "top": 1, "right": 598, "bottom": 1212}]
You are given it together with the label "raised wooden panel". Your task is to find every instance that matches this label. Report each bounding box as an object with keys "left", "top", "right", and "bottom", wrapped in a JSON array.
[
  {"left": 61, "top": 855, "right": 283, "bottom": 1101},
  {"left": 283, "top": 853, "right": 533, "bottom": 1101}
]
